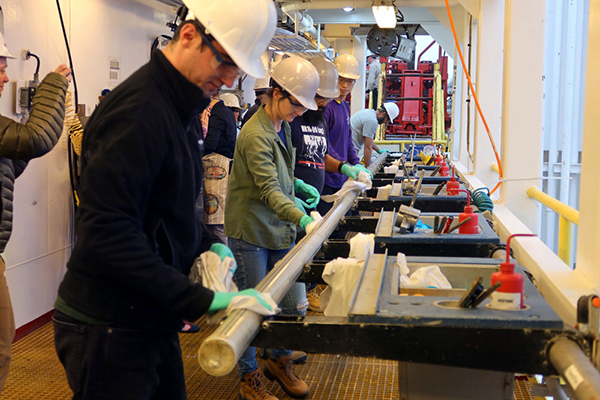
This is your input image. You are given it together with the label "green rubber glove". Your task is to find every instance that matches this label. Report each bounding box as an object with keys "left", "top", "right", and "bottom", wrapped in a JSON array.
[
  {"left": 340, "top": 163, "right": 361, "bottom": 179},
  {"left": 352, "top": 164, "right": 374, "bottom": 178},
  {"left": 209, "top": 243, "right": 236, "bottom": 273},
  {"left": 377, "top": 148, "right": 390, "bottom": 154},
  {"left": 299, "top": 215, "right": 315, "bottom": 232},
  {"left": 294, "top": 179, "right": 320, "bottom": 208},
  {"left": 295, "top": 197, "right": 308, "bottom": 214},
  {"left": 207, "top": 289, "right": 273, "bottom": 313}
]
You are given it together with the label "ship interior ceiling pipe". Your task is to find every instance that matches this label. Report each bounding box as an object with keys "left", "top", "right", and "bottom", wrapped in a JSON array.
[{"left": 198, "top": 153, "right": 388, "bottom": 377}]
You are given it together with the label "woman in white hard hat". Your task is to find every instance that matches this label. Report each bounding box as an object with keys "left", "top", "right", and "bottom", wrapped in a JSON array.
[{"left": 225, "top": 55, "right": 320, "bottom": 400}]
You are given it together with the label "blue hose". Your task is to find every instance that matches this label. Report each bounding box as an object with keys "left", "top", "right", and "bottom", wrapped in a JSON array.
[{"left": 470, "top": 187, "right": 494, "bottom": 212}]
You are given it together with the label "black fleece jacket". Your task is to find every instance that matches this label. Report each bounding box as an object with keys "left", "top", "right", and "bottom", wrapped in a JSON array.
[
  {"left": 204, "top": 100, "right": 237, "bottom": 159},
  {"left": 58, "top": 50, "right": 219, "bottom": 331}
]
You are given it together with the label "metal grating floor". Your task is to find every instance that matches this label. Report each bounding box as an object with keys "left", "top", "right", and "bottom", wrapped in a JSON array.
[{"left": 1, "top": 315, "right": 534, "bottom": 400}]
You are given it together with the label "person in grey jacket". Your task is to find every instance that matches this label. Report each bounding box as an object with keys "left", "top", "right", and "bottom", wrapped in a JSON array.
[{"left": 0, "top": 31, "right": 71, "bottom": 394}]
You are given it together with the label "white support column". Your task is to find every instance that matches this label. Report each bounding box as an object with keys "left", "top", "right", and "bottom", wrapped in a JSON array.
[
  {"left": 575, "top": 0, "right": 600, "bottom": 289},
  {"left": 543, "top": 0, "right": 564, "bottom": 251},
  {"left": 498, "top": 0, "right": 546, "bottom": 233},
  {"left": 457, "top": 16, "right": 477, "bottom": 170},
  {"left": 472, "top": 0, "right": 504, "bottom": 191},
  {"left": 351, "top": 36, "right": 366, "bottom": 116}
]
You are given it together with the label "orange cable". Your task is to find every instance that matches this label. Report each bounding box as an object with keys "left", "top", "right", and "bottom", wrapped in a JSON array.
[{"left": 444, "top": 0, "right": 503, "bottom": 195}]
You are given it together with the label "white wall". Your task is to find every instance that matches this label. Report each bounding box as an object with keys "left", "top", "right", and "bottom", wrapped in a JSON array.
[{"left": 2, "top": 0, "right": 173, "bottom": 328}]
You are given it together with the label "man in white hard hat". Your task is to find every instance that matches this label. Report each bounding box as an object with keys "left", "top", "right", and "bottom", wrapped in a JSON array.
[
  {"left": 241, "top": 76, "right": 270, "bottom": 127},
  {"left": 0, "top": 31, "right": 71, "bottom": 395},
  {"left": 351, "top": 102, "right": 399, "bottom": 167},
  {"left": 53, "top": 1, "right": 277, "bottom": 398},
  {"left": 289, "top": 57, "right": 373, "bottom": 315},
  {"left": 366, "top": 54, "right": 381, "bottom": 109},
  {"left": 318, "top": 53, "right": 372, "bottom": 218}
]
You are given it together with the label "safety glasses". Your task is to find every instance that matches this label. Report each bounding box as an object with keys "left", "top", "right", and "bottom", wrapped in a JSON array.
[
  {"left": 338, "top": 77, "right": 356, "bottom": 86},
  {"left": 195, "top": 25, "right": 243, "bottom": 81},
  {"left": 315, "top": 94, "right": 332, "bottom": 105},
  {"left": 282, "top": 90, "right": 308, "bottom": 114}
]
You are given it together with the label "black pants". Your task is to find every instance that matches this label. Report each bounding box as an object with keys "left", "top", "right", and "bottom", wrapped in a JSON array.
[
  {"left": 53, "top": 311, "right": 186, "bottom": 400},
  {"left": 371, "top": 88, "right": 379, "bottom": 109}
]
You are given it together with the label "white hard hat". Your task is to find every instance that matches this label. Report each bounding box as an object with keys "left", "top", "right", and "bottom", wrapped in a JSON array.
[
  {"left": 0, "top": 32, "right": 16, "bottom": 59},
  {"left": 310, "top": 57, "right": 339, "bottom": 98},
  {"left": 253, "top": 76, "right": 271, "bottom": 91},
  {"left": 334, "top": 53, "right": 360, "bottom": 80},
  {"left": 182, "top": 0, "right": 277, "bottom": 79},
  {"left": 220, "top": 93, "right": 241, "bottom": 109},
  {"left": 382, "top": 102, "right": 400, "bottom": 122},
  {"left": 270, "top": 56, "right": 319, "bottom": 111}
]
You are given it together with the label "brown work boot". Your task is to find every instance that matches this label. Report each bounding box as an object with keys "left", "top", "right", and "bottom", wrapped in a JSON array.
[
  {"left": 240, "top": 370, "right": 278, "bottom": 400},
  {"left": 263, "top": 355, "right": 310, "bottom": 399},
  {"left": 307, "top": 284, "right": 327, "bottom": 312}
]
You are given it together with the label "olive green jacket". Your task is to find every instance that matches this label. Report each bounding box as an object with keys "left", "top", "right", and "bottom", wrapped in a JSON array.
[
  {"left": 225, "top": 106, "right": 305, "bottom": 249},
  {"left": 0, "top": 72, "right": 68, "bottom": 252}
]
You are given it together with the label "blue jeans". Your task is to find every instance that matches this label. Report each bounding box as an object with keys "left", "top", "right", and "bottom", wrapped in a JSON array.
[
  {"left": 228, "top": 238, "right": 307, "bottom": 375},
  {"left": 53, "top": 311, "right": 186, "bottom": 400}
]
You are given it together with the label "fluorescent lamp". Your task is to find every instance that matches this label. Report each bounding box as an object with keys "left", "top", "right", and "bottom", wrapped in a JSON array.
[
  {"left": 372, "top": 5, "right": 396, "bottom": 29},
  {"left": 342, "top": 6, "right": 355, "bottom": 12}
]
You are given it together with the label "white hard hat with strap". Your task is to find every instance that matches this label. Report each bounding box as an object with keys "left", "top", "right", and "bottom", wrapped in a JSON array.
[
  {"left": 310, "top": 57, "right": 339, "bottom": 98},
  {"left": 334, "top": 54, "right": 360, "bottom": 80},
  {"left": 270, "top": 56, "right": 319, "bottom": 111},
  {"left": 220, "top": 93, "right": 241, "bottom": 109},
  {"left": 182, "top": 0, "right": 277, "bottom": 78},
  {"left": 382, "top": 102, "right": 400, "bottom": 122}
]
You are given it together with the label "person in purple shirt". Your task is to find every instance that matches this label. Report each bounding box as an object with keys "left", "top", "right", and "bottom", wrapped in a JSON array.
[{"left": 318, "top": 54, "right": 371, "bottom": 216}]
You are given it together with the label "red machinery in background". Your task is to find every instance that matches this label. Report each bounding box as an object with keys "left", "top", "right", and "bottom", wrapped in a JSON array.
[{"left": 383, "top": 47, "right": 451, "bottom": 138}]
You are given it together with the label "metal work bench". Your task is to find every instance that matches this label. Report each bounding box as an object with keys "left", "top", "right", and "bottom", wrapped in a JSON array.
[{"left": 198, "top": 153, "right": 600, "bottom": 399}]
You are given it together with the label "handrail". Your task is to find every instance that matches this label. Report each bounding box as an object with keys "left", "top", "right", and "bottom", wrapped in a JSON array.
[
  {"left": 527, "top": 186, "right": 579, "bottom": 266},
  {"left": 527, "top": 186, "right": 579, "bottom": 225},
  {"left": 197, "top": 153, "right": 388, "bottom": 376}
]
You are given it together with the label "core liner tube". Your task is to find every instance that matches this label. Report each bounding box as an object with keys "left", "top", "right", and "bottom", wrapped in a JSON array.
[{"left": 198, "top": 153, "right": 387, "bottom": 376}]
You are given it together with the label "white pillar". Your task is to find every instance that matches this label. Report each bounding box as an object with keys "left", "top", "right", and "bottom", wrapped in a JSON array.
[
  {"left": 575, "top": 0, "right": 600, "bottom": 289},
  {"left": 351, "top": 36, "right": 366, "bottom": 116},
  {"left": 498, "top": 0, "right": 546, "bottom": 233},
  {"left": 472, "top": 0, "right": 504, "bottom": 190}
]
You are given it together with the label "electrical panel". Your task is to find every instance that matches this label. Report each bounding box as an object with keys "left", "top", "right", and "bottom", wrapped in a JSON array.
[{"left": 14, "top": 80, "right": 37, "bottom": 114}]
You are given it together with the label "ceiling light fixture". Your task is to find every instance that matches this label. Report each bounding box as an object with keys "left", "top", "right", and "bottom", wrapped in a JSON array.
[
  {"left": 372, "top": 1, "right": 397, "bottom": 29},
  {"left": 342, "top": 6, "right": 355, "bottom": 12}
]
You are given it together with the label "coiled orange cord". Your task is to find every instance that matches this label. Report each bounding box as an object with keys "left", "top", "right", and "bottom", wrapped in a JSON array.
[{"left": 444, "top": 0, "right": 503, "bottom": 195}]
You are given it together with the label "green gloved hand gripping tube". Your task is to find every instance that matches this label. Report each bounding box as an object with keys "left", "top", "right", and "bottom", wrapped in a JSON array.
[
  {"left": 353, "top": 164, "right": 373, "bottom": 178},
  {"left": 207, "top": 289, "right": 273, "bottom": 313},
  {"left": 299, "top": 215, "right": 315, "bottom": 232}
]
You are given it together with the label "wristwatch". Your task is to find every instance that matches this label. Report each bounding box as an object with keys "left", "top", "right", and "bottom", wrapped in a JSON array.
[{"left": 337, "top": 160, "right": 347, "bottom": 173}]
